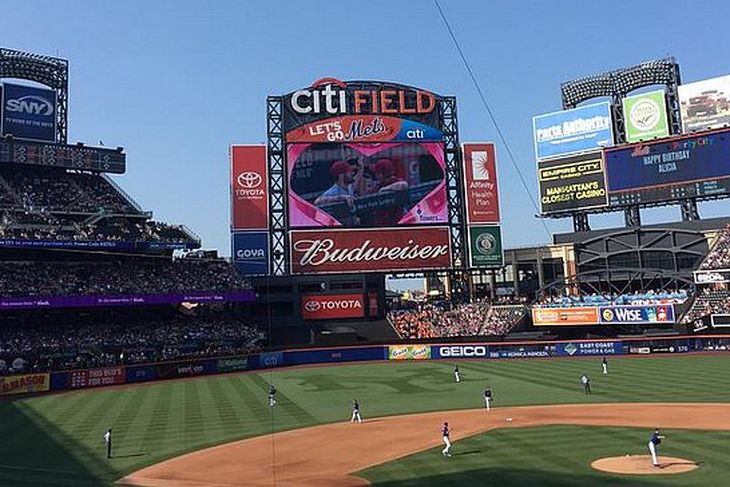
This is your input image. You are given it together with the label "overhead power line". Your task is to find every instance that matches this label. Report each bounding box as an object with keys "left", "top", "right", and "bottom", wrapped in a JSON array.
[{"left": 433, "top": 0, "right": 552, "bottom": 239}]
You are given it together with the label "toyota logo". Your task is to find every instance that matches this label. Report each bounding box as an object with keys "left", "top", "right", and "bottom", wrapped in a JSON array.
[
  {"left": 304, "top": 300, "right": 321, "bottom": 312},
  {"left": 237, "top": 172, "right": 263, "bottom": 188}
]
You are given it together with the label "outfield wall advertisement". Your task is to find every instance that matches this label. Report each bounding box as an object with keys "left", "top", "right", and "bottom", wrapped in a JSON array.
[
  {"left": 68, "top": 367, "right": 125, "bottom": 389},
  {"left": 533, "top": 102, "right": 613, "bottom": 160},
  {"left": 388, "top": 344, "right": 431, "bottom": 360},
  {"left": 538, "top": 153, "right": 608, "bottom": 214},
  {"left": 0, "top": 373, "right": 50, "bottom": 395}
]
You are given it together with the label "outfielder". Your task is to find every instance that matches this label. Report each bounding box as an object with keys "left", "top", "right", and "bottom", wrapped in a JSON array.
[
  {"left": 350, "top": 399, "right": 362, "bottom": 423},
  {"left": 441, "top": 422, "right": 452, "bottom": 457},
  {"left": 484, "top": 386, "right": 493, "bottom": 411},
  {"left": 268, "top": 384, "right": 277, "bottom": 407},
  {"left": 103, "top": 429, "right": 112, "bottom": 459},
  {"left": 454, "top": 364, "right": 460, "bottom": 383},
  {"left": 580, "top": 374, "right": 591, "bottom": 395},
  {"left": 601, "top": 356, "right": 608, "bottom": 375},
  {"left": 648, "top": 428, "right": 666, "bottom": 467}
]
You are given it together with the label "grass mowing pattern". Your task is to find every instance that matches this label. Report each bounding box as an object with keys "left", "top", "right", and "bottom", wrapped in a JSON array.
[
  {"left": 0, "top": 355, "right": 728, "bottom": 485},
  {"left": 359, "top": 425, "right": 730, "bottom": 486}
]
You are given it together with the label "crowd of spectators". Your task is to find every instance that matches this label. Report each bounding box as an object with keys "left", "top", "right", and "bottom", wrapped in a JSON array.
[
  {"left": 536, "top": 289, "right": 689, "bottom": 308},
  {"left": 681, "top": 289, "right": 730, "bottom": 324},
  {"left": 388, "top": 300, "right": 526, "bottom": 339},
  {"left": 0, "top": 259, "right": 252, "bottom": 298},
  {"left": 700, "top": 225, "right": 730, "bottom": 270},
  {"left": 0, "top": 313, "right": 263, "bottom": 374}
]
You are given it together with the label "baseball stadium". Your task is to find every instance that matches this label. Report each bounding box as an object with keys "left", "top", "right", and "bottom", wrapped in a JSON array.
[{"left": 3, "top": 3, "right": 730, "bottom": 486}]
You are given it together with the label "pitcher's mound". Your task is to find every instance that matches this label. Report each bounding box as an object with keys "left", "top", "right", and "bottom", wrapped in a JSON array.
[{"left": 592, "top": 455, "right": 698, "bottom": 475}]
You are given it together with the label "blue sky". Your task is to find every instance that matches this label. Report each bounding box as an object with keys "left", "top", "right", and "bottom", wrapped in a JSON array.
[{"left": 5, "top": 0, "right": 730, "bottom": 262}]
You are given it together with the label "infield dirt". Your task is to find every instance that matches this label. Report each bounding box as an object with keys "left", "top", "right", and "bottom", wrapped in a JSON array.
[{"left": 120, "top": 403, "right": 729, "bottom": 486}]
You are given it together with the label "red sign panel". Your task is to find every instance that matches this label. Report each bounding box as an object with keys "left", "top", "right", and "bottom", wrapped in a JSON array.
[
  {"left": 68, "top": 367, "right": 125, "bottom": 389},
  {"left": 462, "top": 143, "right": 500, "bottom": 223},
  {"left": 301, "top": 293, "right": 365, "bottom": 320},
  {"left": 231, "top": 145, "right": 268, "bottom": 230},
  {"left": 290, "top": 227, "right": 451, "bottom": 274}
]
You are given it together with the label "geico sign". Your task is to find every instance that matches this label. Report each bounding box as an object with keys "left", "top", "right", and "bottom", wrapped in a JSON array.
[{"left": 438, "top": 345, "right": 487, "bottom": 357}]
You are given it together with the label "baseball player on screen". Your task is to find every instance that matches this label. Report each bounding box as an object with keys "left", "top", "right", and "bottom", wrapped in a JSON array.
[
  {"left": 648, "top": 428, "right": 666, "bottom": 467},
  {"left": 350, "top": 399, "right": 362, "bottom": 423},
  {"left": 454, "top": 364, "right": 461, "bottom": 383},
  {"left": 441, "top": 422, "right": 452, "bottom": 457}
]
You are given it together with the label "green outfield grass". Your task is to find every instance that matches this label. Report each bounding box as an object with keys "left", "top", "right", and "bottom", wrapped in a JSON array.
[
  {"left": 0, "top": 355, "right": 729, "bottom": 486},
  {"left": 360, "top": 425, "right": 730, "bottom": 486}
]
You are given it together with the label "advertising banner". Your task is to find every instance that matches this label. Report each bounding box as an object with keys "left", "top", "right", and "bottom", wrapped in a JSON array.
[
  {"left": 301, "top": 293, "right": 365, "bottom": 320},
  {"left": 156, "top": 360, "right": 210, "bottom": 380},
  {"left": 678, "top": 75, "right": 730, "bottom": 133},
  {"left": 232, "top": 232, "right": 268, "bottom": 275},
  {"left": 538, "top": 153, "right": 608, "bottom": 213},
  {"left": 694, "top": 269, "right": 730, "bottom": 284},
  {"left": 1, "top": 82, "right": 56, "bottom": 142},
  {"left": 288, "top": 142, "right": 447, "bottom": 228},
  {"left": 532, "top": 307, "right": 599, "bottom": 326},
  {"left": 282, "top": 78, "right": 441, "bottom": 133},
  {"left": 604, "top": 129, "right": 730, "bottom": 196},
  {"left": 126, "top": 365, "right": 157, "bottom": 383},
  {"left": 468, "top": 225, "right": 503, "bottom": 268},
  {"left": 556, "top": 341, "right": 623, "bottom": 356},
  {"left": 68, "top": 367, "right": 125, "bottom": 389},
  {"left": 533, "top": 102, "right": 613, "bottom": 160},
  {"left": 598, "top": 305, "right": 675, "bottom": 324},
  {"left": 622, "top": 90, "right": 669, "bottom": 143},
  {"left": 290, "top": 227, "right": 451, "bottom": 274},
  {"left": 259, "top": 351, "right": 284, "bottom": 368},
  {"left": 462, "top": 143, "right": 500, "bottom": 223},
  {"left": 388, "top": 344, "right": 431, "bottom": 360},
  {"left": 432, "top": 344, "right": 489, "bottom": 359},
  {"left": 231, "top": 145, "right": 268, "bottom": 230},
  {"left": 284, "top": 346, "right": 387, "bottom": 366},
  {"left": 0, "top": 291, "right": 255, "bottom": 312},
  {"left": 0, "top": 373, "right": 50, "bottom": 395},
  {"left": 217, "top": 357, "right": 249, "bottom": 373}
]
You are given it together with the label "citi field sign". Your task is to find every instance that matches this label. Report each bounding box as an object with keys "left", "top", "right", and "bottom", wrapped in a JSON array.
[{"left": 283, "top": 78, "right": 443, "bottom": 143}]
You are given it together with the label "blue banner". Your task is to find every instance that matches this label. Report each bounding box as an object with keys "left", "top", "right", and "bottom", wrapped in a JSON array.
[
  {"left": 533, "top": 102, "right": 613, "bottom": 160},
  {"left": 284, "top": 346, "right": 387, "bottom": 366},
  {"left": 431, "top": 344, "right": 489, "bottom": 359},
  {"left": 0, "top": 238, "right": 198, "bottom": 251},
  {"left": 605, "top": 129, "right": 730, "bottom": 192},
  {"left": 126, "top": 365, "right": 157, "bottom": 383},
  {"left": 598, "top": 305, "right": 675, "bottom": 324},
  {"left": 556, "top": 341, "right": 624, "bottom": 356},
  {"left": 2, "top": 83, "right": 56, "bottom": 142},
  {"left": 258, "top": 351, "right": 284, "bottom": 368},
  {"left": 232, "top": 232, "right": 268, "bottom": 275}
]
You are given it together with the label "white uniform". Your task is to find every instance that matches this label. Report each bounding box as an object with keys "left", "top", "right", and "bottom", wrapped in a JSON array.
[
  {"left": 602, "top": 360, "right": 608, "bottom": 375},
  {"left": 454, "top": 367, "right": 460, "bottom": 383},
  {"left": 441, "top": 424, "right": 452, "bottom": 457},
  {"left": 350, "top": 402, "right": 362, "bottom": 423},
  {"left": 648, "top": 431, "right": 664, "bottom": 466},
  {"left": 484, "top": 390, "right": 492, "bottom": 411}
]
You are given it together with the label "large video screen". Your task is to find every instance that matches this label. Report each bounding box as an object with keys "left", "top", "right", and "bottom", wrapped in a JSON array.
[
  {"left": 288, "top": 142, "right": 447, "bottom": 228},
  {"left": 538, "top": 152, "right": 608, "bottom": 214},
  {"left": 604, "top": 128, "right": 730, "bottom": 205}
]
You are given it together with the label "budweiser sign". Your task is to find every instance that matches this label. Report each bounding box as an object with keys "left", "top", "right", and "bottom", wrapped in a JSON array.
[
  {"left": 301, "top": 293, "right": 365, "bottom": 320},
  {"left": 290, "top": 227, "right": 451, "bottom": 274}
]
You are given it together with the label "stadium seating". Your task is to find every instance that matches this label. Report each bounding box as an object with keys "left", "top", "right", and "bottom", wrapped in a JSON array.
[
  {"left": 536, "top": 290, "right": 689, "bottom": 308},
  {"left": 699, "top": 224, "right": 730, "bottom": 270}
]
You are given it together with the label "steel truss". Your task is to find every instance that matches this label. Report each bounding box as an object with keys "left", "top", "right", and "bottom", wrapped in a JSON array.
[
  {"left": 266, "top": 96, "right": 288, "bottom": 276},
  {"left": 0, "top": 48, "right": 68, "bottom": 143}
]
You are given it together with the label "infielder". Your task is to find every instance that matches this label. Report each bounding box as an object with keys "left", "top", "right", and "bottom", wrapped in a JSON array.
[
  {"left": 484, "top": 386, "right": 493, "bottom": 411},
  {"left": 580, "top": 374, "right": 591, "bottom": 395},
  {"left": 268, "top": 384, "right": 277, "bottom": 407},
  {"left": 350, "top": 399, "right": 362, "bottom": 423},
  {"left": 441, "top": 422, "right": 452, "bottom": 457},
  {"left": 601, "top": 356, "right": 608, "bottom": 375},
  {"left": 103, "top": 429, "right": 112, "bottom": 459},
  {"left": 454, "top": 364, "right": 460, "bottom": 383},
  {"left": 648, "top": 428, "right": 666, "bottom": 467}
]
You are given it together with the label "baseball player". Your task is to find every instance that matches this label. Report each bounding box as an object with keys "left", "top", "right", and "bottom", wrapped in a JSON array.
[
  {"left": 350, "top": 399, "right": 362, "bottom": 423},
  {"left": 648, "top": 428, "right": 666, "bottom": 467},
  {"left": 601, "top": 356, "right": 608, "bottom": 375},
  {"left": 453, "top": 364, "right": 461, "bottom": 383},
  {"left": 580, "top": 374, "right": 591, "bottom": 395},
  {"left": 268, "top": 384, "right": 277, "bottom": 407},
  {"left": 484, "top": 386, "right": 493, "bottom": 411},
  {"left": 103, "top": 429, "right": 112, "bottom": 459},
  {"left": 441, "top": 422, "right": 452, "bottom": 457}
]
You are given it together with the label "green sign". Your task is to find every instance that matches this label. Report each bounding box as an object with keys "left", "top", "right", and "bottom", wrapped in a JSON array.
[
  {"left": 469, "top": 225, "right": 503, "bottom": 267},
  {"left": 217, "top": 357, "right": 249, "bottom": 373},
  {"left": 622, "top": 90, "right": 669, "bottom": 143}
]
